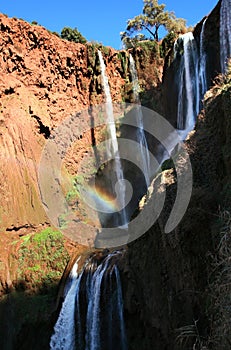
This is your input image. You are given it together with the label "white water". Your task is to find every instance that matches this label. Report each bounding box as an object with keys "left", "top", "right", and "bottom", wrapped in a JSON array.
[
  {"left": 114, "top": 265, "right": 127, "bottom": 349},
  {"left": 199, "top": 18, "right": 208, "bottom": 100},
  {"left": 50, "top": 262, "right": 80, "bottom": 350},
  {"left": 129, "top": 54, "right": 150, "bottom": 187},
  {"left": 50, "top": 252, "right": 127, "bottom": 350},
  {"left": 220, "top": 0, "right": 231, "bottom": 73},
  {"left": 85, "top": 259, "right": 109, "bottom": 350},
  {"left": 98, "top": 50, "right": 128, "bottom": 226},
  {"left": 175, "top": 32, "right": 200, "bottom": 135}
]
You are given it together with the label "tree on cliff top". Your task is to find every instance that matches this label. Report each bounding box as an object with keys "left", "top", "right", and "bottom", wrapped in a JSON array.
[
  {"left": 121, "top": 0, "right": 186, "bottom": 44},
  {"left": 61, "top": 27, "right": 87, "bottom": 44}
]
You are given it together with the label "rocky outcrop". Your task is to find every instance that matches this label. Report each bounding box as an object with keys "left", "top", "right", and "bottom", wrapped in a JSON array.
[
  {"left": 193, "top": 0, "right": 221, "bottom": 84},
  {"left": 0, "top": 14, "right": 118, "bottom": 234},
  {"left": 122, "top": 60, "right": 231, "bottom": 350}
]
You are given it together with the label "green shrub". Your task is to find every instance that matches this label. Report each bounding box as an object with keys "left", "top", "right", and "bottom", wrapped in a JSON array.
[
  {"left": 160, "top": 31, "right": 178, "bottom": 58},
  {"left": 61, "top": 27, "right": 87, "bottom": 44},
  {"left": 117, "top": 52, "right": 128, "bottom": 75},
  {"left": 161, "top": 158, "right": 174, "bottom": 171},
  {"left": 17, "top": 228, "right": 69, "bottom": 291},
  {"left": 138, "top": 39, "right": 159, "bottom": 54}
]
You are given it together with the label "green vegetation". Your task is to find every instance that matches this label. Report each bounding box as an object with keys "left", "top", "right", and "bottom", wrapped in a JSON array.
[
  {"left": 161, "top": 158, "right": 174, "bottom": 171},
  {"left": 138, "top": 39, "right": 159, "bottom": 55},
  {"left": 121, "top": 0, "right": 186, "bottom": 48},
  {"left": 61, "top": 27, "right": 87, "bottom": 44},
  {"left": 117, "top": 51, "right": 128, "bottom": 76},
  {"left": 52, "top": 31, "right": 60, "bottom": 37},
  {"left": 87, "top": 43, "right": 97, "bottom": 67},
  {"left": 48, "top": 30, "right": 60, "bottom": 37},
  {"left": 87, "top": 41, "right": 110, "bottom": 72},
  {"left": 0, "top": 230, "right": 70, "bottom": 345},
  {"left": 65, "top": 174, "right": 85, "bottom": 204},
  {"left": 17, "top": 228, "right": 69, "bottom": 292},
  {"left": 160, "top": 30, "right": 178, "bottom": 57}
]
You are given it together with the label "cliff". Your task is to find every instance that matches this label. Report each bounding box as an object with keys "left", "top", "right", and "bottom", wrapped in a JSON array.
[
  {"left": 0, "top": 13, "right": 164, "bottom": 349},
  {"left": 122, "top": 51, "right": 231, "bottom": 350},
  {"left": 0, "top": 14, "right": 164, "bottom": 233},
  {"left": 163, "top": 0, "right": 221, "bottom": 127},
  {"left": 0, "top": 1, "right": 230, "bottom": 349}
]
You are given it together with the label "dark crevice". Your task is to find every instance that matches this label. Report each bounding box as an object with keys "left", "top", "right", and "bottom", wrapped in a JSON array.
[
  {"left": 6, "top": 224, "right": 33, "bottom": 232},
  {"left": 4, "top": 87, "right": 15, "bottom": 95},
  {"left": 31, "top": 114, "right": 51, "bottom": 139}
]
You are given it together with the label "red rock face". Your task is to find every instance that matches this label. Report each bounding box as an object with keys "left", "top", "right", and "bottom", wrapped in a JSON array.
[
  {"left": 0, "top": 16, "right": 126, "bottom": 291},
  {"left": 0, "top": 14, "right": 164, "bottom": 234},
  {"left": 0, "top": 14, "right": 164, "bottom": 298},
  {"left": 0, "top": 16, "right": 114, "bottom": 232}
]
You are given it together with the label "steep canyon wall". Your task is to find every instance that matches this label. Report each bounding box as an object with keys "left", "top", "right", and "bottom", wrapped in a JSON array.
[{"left": 0, "top": 0, "right": 230, "bottom": 349}]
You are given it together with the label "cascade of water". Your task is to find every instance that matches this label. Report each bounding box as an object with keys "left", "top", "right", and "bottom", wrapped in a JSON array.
[
  {"left": 50, "top": 261, "right": 80, "bottom": 350},
  {"left": 199, "top": 18, "right": 208, "bottom": 101},
  {"left": 50, "top": 252, "right": 127, "bottom": 350},
  {"left": 175, "top": 32, "right": 200, "bottom": 134},
  {"left": 220, "top": 0, "right": 231, "bottom": 73},
  {"left": 98, "top": 50, "right": 128, "bottom": 226},
  {"left": 114, "top": 265, "right": 127, "bottom": 348},
  {"left": 85, "top": 258, "right": 110, "bottom": 350},
  {"left": 129, "top": 54, "right": 150, "bottom": 187}
]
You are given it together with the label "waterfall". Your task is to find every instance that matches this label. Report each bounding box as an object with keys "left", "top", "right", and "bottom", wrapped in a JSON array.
[
  {"left": 98, "top": 50, "right": 128, "bottom": 227},
  {"left": 50, "top": 261, "right": 80, "bottom": 350},
  {"left": 175, "top": 32, "right": 200, "bottom": 133},
  {"left": 199, "top": 18, "right": 208, "bottom": 101},
  {"left": 129, "top": 54, "right": 150, "bottom": 187},
  {"left": 50, "top": 252, "right": 127, "bottom": 350},
  {"left": 220, "top": 0, "right": 231, "bottom": 73}
]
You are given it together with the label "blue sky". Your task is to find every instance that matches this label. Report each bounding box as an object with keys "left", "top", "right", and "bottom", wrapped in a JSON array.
[{"left": 1, "top": 0, "right": 219, "bottom": 49}]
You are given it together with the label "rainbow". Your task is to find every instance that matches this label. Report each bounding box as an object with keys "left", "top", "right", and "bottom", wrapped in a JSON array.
[{"left": 80, "top": 184, "right": 120, "bottom": 213}]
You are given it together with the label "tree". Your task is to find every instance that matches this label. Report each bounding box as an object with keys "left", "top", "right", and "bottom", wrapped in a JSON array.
[
  {"left": 121, "top": 0, "right": 186, "bottom": 44},
  {"left": 61, "top": 27, "right": 87, "bottom": 44}
]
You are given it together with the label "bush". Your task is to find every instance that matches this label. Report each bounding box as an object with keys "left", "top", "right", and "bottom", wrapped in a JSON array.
[
  {"left": 160, "top": 31, "right": 178, "bottom": 58},
  {"left": 17, "top": 228, "right": 69, "bottom": 291},
  {"left": 61, "top": 27, "right": 87, "bottom": 44},
  {"left": 138, "top": 39, "right": 159, "bottom": 55}
]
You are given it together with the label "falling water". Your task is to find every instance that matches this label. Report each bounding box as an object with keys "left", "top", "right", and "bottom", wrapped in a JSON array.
[
  {"left": 129, "top": 54, "right": 150, "bottom": 187},
  {"left": 50, "top": 260, "right": 80, "bottom": 350},
  {"left": 220, "top": 0, "right": 231, "bottom": 73},
  {"left": 50, "top": 252, "right": 127, "bottom": 350},
  {"left": 98, "top": 50, "right": 128, "bottom": 227},
  {"left": 199, "top": 18, "right": 208, "bottom": 101},
  {"left": 175, "top": 32, "right": 200, "bottom": 133}
]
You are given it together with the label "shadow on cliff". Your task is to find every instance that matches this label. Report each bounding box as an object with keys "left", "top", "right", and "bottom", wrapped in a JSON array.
[{"left": 0, "top": 281, "right": 60, "bottom": 350}]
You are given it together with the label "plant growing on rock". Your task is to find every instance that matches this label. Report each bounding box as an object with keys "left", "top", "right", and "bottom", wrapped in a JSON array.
[
  {"left": 61, "top": 26, "right": 87, "bottom": 44},
  {"left": 17, "top": 228, "right": 69, "bottom": 291}
]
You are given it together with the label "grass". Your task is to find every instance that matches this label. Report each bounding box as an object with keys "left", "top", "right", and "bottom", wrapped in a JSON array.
[{"left": 17, "top": 228, "right": 69, "bottom": 292}]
